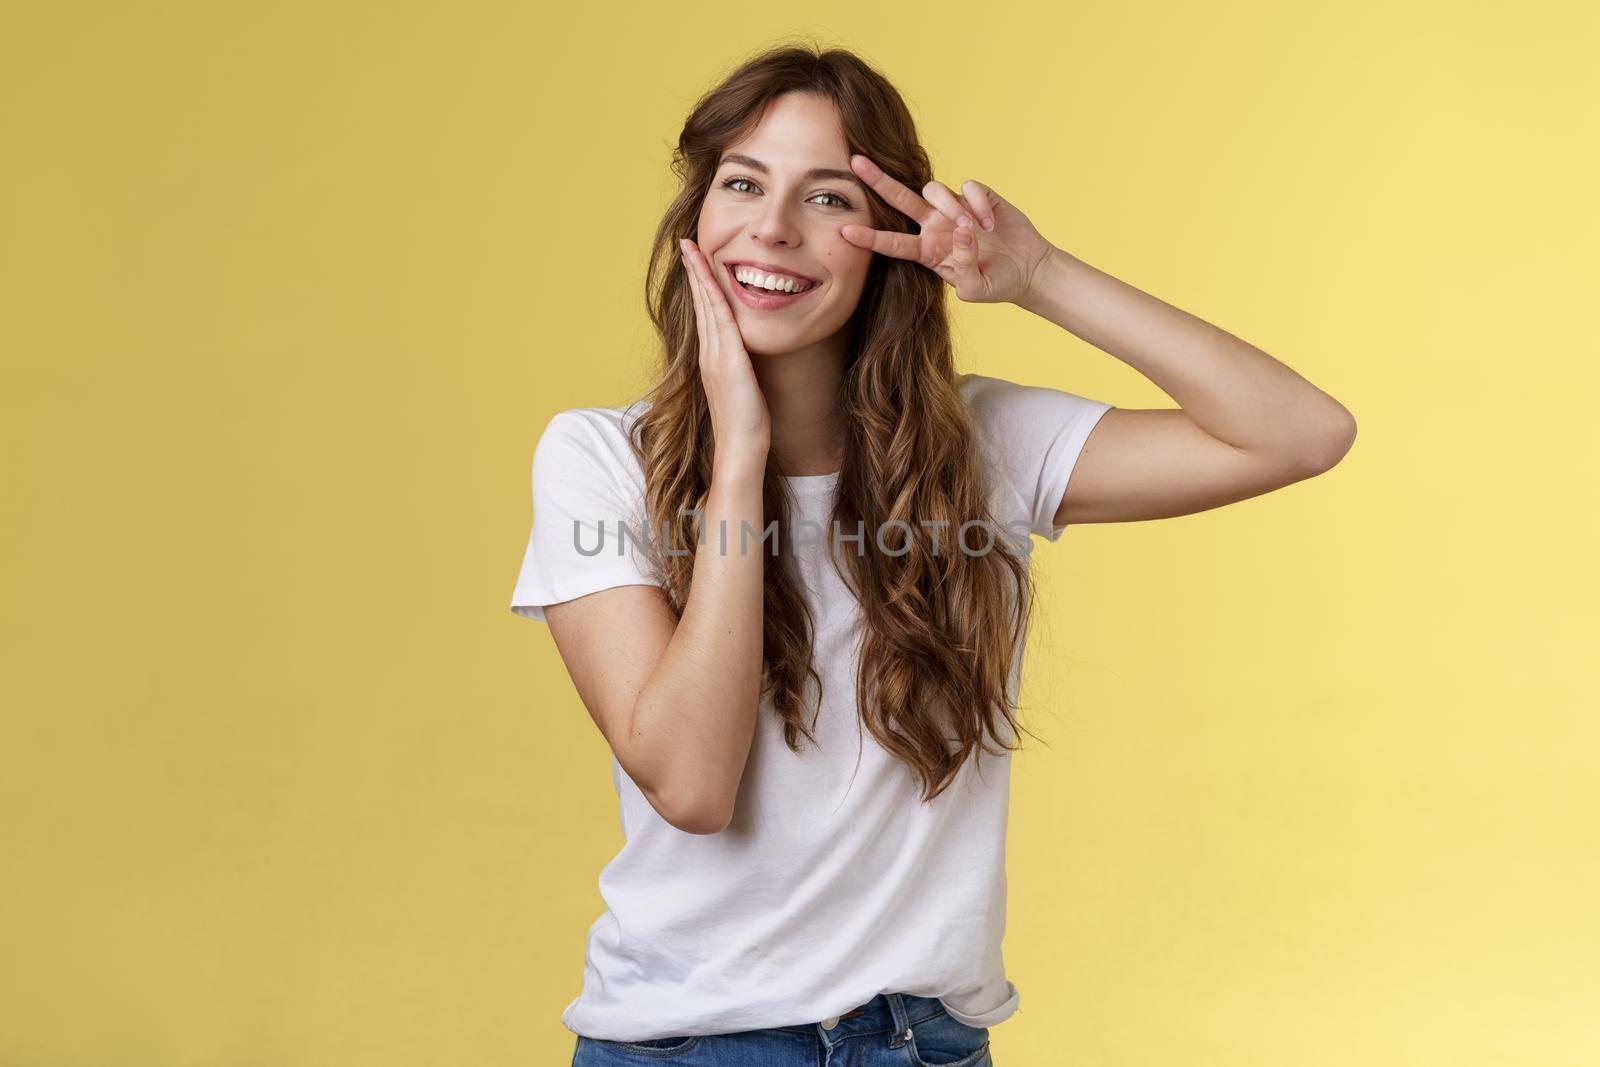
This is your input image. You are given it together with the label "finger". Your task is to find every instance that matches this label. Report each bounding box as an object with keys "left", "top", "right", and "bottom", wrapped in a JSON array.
[
  {"left": 922, "top": 179, "right": 970, "bottom": 227},
  {"left": 849, "top": 153, "right": 941, "bottom": 229},
  {"left": 682, "top": 239, "right": 741, "bottom": 347},
  {"left": 685, "top": 261, "right": 708, "bottom": 358},
  {"left": 961, "top": 180, "right": 996, "bottom": 231},
  {"left": 840, "top": 223, "right": 925, "bottom": 262},
  {"left": 679, "top": 240, "right": 710, "bottom": 356},
  {"left": 950, "top": 215, "right": 986, "bottom": 293},
  {"left": 685, "top": 243, "right": 739, "bottom": 342}
]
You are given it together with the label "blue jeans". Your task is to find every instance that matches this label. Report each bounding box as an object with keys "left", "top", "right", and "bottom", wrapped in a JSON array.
[{"left": 572, "top": 992, "right": 993, "bottom": 1066}]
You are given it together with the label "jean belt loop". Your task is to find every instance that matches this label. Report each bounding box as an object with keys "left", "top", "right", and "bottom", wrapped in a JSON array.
[{"left": 887, "top": 992, "right": 914, "bottom": 1049}]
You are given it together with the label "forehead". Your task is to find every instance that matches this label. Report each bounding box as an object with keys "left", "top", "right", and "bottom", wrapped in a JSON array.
[{"left": 720, "top": 92, "right": 849, "bottom": 167}]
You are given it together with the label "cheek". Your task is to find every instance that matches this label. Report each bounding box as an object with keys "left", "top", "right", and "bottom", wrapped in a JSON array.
[
  {"left": 837, "top": 260, "right": 872, "bottom": 302},
  {"left": 817, "top": 244, "right": 873, "bottom": 295},
  {"left": 694, "top": 203, "right": 735, "bottom": 247}
]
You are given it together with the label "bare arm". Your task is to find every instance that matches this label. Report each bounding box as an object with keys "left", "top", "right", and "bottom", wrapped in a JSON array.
[
  {"left": 545, "top": 459, "right": 766, "bottom": 836},
  {"left": 1016, "top": 247, "right": 1359, "bottom": 527},
  {"left": 541, "top": 237, "right": 772, "bottom": 836},
  {"left": 835, "top": 156, "right": 1357, "bottom": 528}
]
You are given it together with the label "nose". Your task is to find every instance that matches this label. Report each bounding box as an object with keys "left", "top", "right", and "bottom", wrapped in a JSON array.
[{"left": 749, "top": 197, "right": 801, "bottom": 248}]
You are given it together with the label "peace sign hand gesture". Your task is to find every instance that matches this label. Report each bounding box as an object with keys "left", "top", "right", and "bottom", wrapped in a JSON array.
[{"left": 839, "top": 154, "right": 1056, "bottom": 306}]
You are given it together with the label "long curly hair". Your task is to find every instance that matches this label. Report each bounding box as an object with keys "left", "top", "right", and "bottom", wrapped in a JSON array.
[{"left": 630, "top": 41, "right": 1045, "bottom": 803}]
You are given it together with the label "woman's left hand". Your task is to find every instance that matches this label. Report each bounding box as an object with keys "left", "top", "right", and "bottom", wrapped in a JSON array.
[{"left": 839, "top": 154, "right": 1057, "bottom": 305}]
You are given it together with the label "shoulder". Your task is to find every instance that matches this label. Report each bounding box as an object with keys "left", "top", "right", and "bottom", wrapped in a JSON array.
[
  {"left": 956, "top": 371, "right": 1111, "bottom": 430},
  {"left": 957, "top": 372, "right": 1049, "bottom": 447},
  {"left": 954, "top": 370, "right": 1018, "bottom": 420},
  {"left": 531, "top": 399, "right": 656, "bottom": 511},
  {"left": 533, "top": 400, "right": 651, "bottom": 480},
  {"left": 954, "top": 371, "right": 1115, "bottom": 539},
  {"left": 956, "top": 372, "right": 1114, "bottom": 461}
]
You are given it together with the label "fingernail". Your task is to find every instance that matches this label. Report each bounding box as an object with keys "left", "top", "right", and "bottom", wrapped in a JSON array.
[
  {"left": 958, "top": 214, "right": 972, "bottom": 228},
  {"left": 982, "top": 217, "right": 995, "bottom": 231}
]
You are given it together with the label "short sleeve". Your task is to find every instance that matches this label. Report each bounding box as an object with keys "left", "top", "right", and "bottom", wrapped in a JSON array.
[
  {"left": 961, "top": 373, "right": 1114, "bottom": 542},
  {"left": 509, "top": 408, "right": 663, "bottom": 623}
]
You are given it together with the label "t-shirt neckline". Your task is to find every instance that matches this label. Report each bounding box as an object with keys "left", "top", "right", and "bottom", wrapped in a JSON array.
[{"left": 784, "top": 470, "right": 841, "bottom": 492}]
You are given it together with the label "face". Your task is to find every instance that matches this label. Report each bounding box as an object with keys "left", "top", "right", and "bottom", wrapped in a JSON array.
[{"left": 696, "top": 92, "right": 875, "bottom": 357}]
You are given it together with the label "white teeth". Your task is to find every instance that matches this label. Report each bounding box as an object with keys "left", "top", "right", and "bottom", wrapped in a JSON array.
[{"left": 733, "top": 266, "right": 810, "bottom": 293}]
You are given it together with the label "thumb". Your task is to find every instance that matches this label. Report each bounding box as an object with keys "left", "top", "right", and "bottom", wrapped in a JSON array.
[{"left": 949, "top": 215, "right": 985, "bottom": 294}]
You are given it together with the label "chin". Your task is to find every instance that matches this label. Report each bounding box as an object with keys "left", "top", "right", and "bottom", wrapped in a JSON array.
[
  {"left": 741, "top": 339, "right": 798, "bottom": 358},
  {"left": 738, "top": 328, "right": 813, "bottom": 358}
]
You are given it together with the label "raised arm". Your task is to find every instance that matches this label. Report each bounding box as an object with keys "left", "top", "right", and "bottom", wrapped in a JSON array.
[
  {"left": 839, "top": 154, "right": 1357, "bottom": 527},
  {"left": 1018, "top": 246, "right": 1358, "bottom": 527},
  {"left": 544, "top": 460, "right": 765, "bottom": 836},
  {"left": 539, "top": 238, "right": 772, "bottom": 837}
]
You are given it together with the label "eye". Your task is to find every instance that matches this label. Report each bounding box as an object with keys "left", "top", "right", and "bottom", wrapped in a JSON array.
[{"left": 719, "top": 177, "right": 854, "bottom": 210}]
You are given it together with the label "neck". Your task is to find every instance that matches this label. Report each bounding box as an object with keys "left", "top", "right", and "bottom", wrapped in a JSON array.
[{"left": 750, "top": 330, "right": 850, "bottom": 477}]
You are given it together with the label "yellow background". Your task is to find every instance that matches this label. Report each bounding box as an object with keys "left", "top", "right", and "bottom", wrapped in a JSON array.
[{"left": 3, "top": 2, "right": 1595, "bottom": 1065}]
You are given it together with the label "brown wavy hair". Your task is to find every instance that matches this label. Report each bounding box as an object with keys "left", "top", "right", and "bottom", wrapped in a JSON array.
[{"left": 630, "top": 40, "right": 1046, "bottom": 803}]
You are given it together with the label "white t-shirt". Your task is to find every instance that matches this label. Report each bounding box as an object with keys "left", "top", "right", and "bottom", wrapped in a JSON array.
[{"left": 509, "top": 372, "right": 1113, "bottom": 1042}]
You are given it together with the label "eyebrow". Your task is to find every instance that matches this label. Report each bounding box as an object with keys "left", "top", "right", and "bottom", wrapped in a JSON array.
[{"left": 717, "top": 153, "right": 865, "bottom": 191}]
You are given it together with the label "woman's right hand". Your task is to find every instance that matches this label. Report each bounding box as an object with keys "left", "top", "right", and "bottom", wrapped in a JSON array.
[{"left": 680, "top": 238, "right": 771, "bottom": 475}]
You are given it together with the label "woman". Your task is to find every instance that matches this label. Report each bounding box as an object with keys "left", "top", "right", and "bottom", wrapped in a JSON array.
[{"left": 510, "top": 43, "right": 1355, "bottom": 1067}]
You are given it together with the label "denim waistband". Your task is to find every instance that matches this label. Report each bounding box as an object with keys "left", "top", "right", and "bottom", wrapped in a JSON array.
[{"left": 774, "top": 992, "right": 946, "bottom": 1049}]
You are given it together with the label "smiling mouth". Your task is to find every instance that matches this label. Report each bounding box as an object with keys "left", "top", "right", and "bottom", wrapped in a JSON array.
[
  {"left": 722, "top": 263, "right": 821, "bottom": 309},
  {"left": 735, "top": 276, "right": 795, "bottom": 294},
  {"left": 727, "top": 263, "right": 818, "bottom": 294}
]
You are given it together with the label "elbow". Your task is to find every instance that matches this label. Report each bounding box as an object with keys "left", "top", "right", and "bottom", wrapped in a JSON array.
[
  {"left": 1296, "top": 404, "right": 1358, "bottom": 475},
  {"left": 631, "top": 769, "right": 733, "bottom": 835},
  {"left": 625, "top": 701, "right": 738, "bottom": 835},
  {"left": 672, "top": 808, "right": 734, "bottom": 836},
  {"left": 660, "top": 787, "right": 734, "bottom": 835}
]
